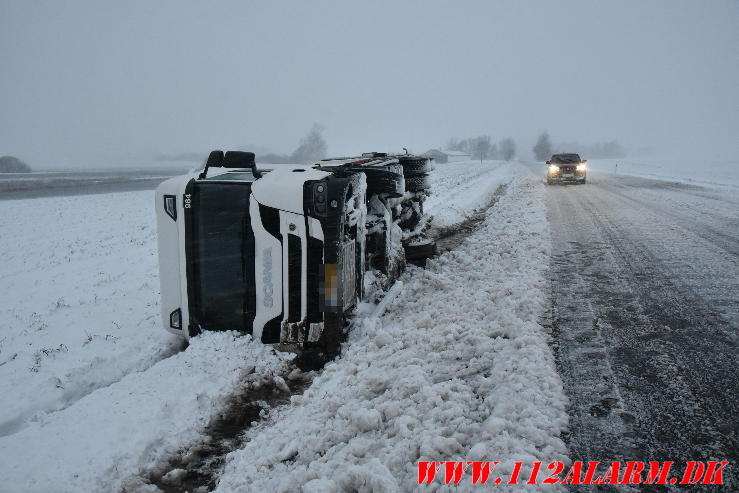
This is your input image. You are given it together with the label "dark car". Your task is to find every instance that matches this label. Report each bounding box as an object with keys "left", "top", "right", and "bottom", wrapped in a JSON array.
[{"left": 546, "top": 153, "right": 587, "bottom": 184}]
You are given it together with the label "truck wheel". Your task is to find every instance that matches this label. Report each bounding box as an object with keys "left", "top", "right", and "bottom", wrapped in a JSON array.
[
  {"left": 400, "top": 157, "right": 434, "bottom": 176},
  {"left": 404, "top": 241, "right": 437, "bottom": 266},
  {"left": 405, "top": 175, "right": 431, "bottom": 192},
  {"left": 362, "top": 167, "right": 404, "bottom": 197}
]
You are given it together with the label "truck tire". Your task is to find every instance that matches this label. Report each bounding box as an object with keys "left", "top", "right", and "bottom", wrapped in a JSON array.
[
  {"left": 399, "top": 157, "right": 434, "bottom": 176},
  {"left": 362, "top": 168, "right": 404, "bottom": 197},
  {"left": 404, "top": 241, "right": 437, "bottom": 266},
  {"left": 405, "top": 175, "right": 431, "bottom": 192}
]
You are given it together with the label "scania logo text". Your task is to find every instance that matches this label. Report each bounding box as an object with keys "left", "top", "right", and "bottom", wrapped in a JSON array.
[{"left": 262, "top": 248, "right": 273, "bottom": 307}]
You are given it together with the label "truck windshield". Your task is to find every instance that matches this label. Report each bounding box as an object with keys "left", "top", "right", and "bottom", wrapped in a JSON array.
[{"left": 187, "top": 182, "right": 254, "bottom": 332}]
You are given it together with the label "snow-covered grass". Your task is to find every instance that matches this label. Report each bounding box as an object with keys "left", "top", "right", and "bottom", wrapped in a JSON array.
[
  {"left": 0, "top": 191, "right": 181, "bottom": 437},
  {"left": 586, "top": 158, "right": 739, "bottom": 191},
  {"left": 425, "top": 160, "right": 512, "bottom": 228},
  {"left": 0, "top": 332, "right": 292, "bottom": 492},
  {"left": 214, "top": 168, "right": 569, "bottom": 492}
]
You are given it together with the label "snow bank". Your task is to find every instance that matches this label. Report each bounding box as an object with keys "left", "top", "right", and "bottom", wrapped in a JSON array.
[
  {"left": 0, "top": 191, "right": 181, "bottom": 437},
  {"left": 0, "top": 331, "right": 291, "bottom": 493},
  {"left": 587, "top": 158, "right": 739, "bottom": 191},
  {"left": 425, "top": 160, "right": 512, "bottom": 228},
  {"left": 215, "top": 169, "right": 569, "bottom": 492}
]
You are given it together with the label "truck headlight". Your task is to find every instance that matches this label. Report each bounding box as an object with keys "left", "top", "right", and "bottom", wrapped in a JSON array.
[
  {"left": 548, "top": 165, "right": 559, "bottom": 173},
  {"left": 313, "top": 183, "right": 327, "bottom": 213},
  {"left": 576, "top": 163, "right": 587, "bottom": 171}
]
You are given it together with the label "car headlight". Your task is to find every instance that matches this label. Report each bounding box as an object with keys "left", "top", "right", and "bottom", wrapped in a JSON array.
[
  {"left": 576, "top": 163, "right": 587, "bottom": 171},
  {"left": 548, "top": 165, "right": 559, "bottom": 173}
]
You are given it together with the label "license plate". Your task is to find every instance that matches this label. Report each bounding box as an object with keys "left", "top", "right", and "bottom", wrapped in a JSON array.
[{"left": 563, "top": 173, "right": 574, "bottom": 178}]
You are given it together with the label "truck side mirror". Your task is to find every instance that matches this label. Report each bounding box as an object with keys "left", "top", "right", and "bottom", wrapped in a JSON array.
[
  {"left": 224, "top": 151, "right": 262, "bottom": 178},
  {"left": 199, "top": 150, "right": 225, "bottom": 179}
]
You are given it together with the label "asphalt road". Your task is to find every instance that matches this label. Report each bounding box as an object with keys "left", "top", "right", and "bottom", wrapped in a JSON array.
[
  {"left": 0, "top": 168, "right": 189, "bottom": 200},
  {"left": 541, "top": 167, "right": 739, "bottom": 490}
]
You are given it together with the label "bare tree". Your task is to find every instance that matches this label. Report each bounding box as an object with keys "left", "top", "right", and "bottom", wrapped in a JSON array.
[
  {"left": 446, "top": 137, "right": 462, "bottom": 152},
  {"left": 471, "top": 135, "right": 492, "bottom": 162},
  {"left": 499, "top": 138, "right": 516, "bottom": 161},
  {"left": 532, "top": 132, "right": 552, "bottom": 161},
  {"left": 290, "top": 124, "right": 327, "bottom": 163},
  {"left": 489, "top": 143, "right": 499, "bottom": 160},
  {"left": 447, "top": 137, "right": 472, "bottom": 154}
]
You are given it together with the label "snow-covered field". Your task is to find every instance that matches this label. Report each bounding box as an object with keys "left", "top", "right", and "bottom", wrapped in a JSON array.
[
  {"left": 0, "top": 194, "right": 180, "bottom": 438},
  {"left": 0, "top": 161, "right": 568, "bottom": 492},
  {"left": 586, "top": 158, "right": 739, "bottom": 191}
]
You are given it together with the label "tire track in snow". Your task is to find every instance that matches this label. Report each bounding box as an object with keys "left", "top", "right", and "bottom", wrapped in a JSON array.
[
  {"left": 0, "top": 338, "right": 187, "bottom": 438},
  {"left": 0, "top": 332, "right": 293, "bottom": 493}
]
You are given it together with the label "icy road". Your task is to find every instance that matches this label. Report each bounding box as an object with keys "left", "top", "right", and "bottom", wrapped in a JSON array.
[{"left": 541, "top": 164, "right": 739, "bottom": 488}]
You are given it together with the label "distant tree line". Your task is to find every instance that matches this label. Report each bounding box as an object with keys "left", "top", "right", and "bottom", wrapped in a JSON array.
[
  {"left": 0, "top": 156, "right": 32, "bottom": 173},
  {"left": 258, "top": 124, "right": 328, "bottom": 164},
  {"left": 556, "top": 140, "right": 627, "bottom": 159},
  {"left": 532, "top": 131, "right": 628, "bottom": 161},
  {"left": 151, "top": 124, "right": 328, "bottom": 166},
  {"left": 446, "top": 136, "right": 517, "bottom": 161}
]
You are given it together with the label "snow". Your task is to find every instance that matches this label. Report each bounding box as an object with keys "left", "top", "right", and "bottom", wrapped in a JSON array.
[
  {"left": 0, "top": 162, "right": 569, "bottom": 492},
  {"left": 214, "top": 168, "right": 569, "bottom": 492},
  {"left": 586, "top": 158, "right": 739, "bottom": 191},
  {"left": 0, "top": 191, "right": 181, "bottom": 437},
  {"left": 0, "top": 332, "right": 291, "bottom": 492},
  {"left": 424, "top": 160, "right": 512, "bottom": 228}
]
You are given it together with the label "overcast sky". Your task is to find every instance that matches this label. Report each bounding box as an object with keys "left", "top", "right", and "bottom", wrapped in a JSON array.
[{"left": 1, "top": 0, "right": 737, "bottom": 168}]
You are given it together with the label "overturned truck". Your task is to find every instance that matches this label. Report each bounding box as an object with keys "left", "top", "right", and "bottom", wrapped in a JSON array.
[{"left": 155, "top": 151, "right": 435, "bottom": 353}]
